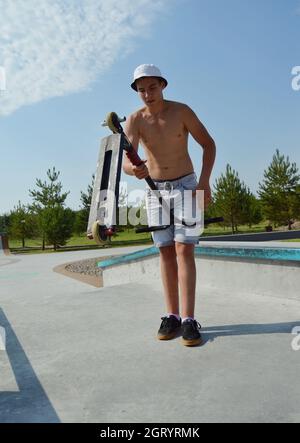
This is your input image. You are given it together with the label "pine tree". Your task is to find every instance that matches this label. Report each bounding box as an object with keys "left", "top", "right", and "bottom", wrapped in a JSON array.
[
  {"left": 214, "top": 164, "right": 252, "bottom": 233},
  {"left": 0, "top": 213, "right": 10, "bottom": 233},
  {"left": 29, "top": 167, "right": 72, "bottom": 249},
  {"left": 9, "top": 202, "right": 38, "bottom": 248},
  {"left": 258, "top": 150, "right": 300, "bottom": 229}
]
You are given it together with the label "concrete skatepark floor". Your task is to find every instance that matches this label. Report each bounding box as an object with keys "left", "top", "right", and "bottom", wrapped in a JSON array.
[{"left": 0, "top": 245, "right": 300, "bottom": 423}]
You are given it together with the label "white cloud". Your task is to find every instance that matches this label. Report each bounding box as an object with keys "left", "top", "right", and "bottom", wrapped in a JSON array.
[{"left": 0, "top": 0, "right": 168, "bottom": 116}]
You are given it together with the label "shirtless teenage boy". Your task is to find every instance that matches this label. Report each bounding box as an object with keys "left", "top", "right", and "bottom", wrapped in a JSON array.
[{"left": 123, "top": 64, "right": 216, "bottom": 346}]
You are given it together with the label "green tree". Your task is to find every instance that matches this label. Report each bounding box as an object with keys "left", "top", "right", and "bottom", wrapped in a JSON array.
[
  {"left": 258, "top": 150, "right": 300, "bottom": 229},
  {"left": 0, "top": 213, "right": 10, "bottom": 233},
  {"left": 239, "top": 191, "right": 263, "bottom": 228},
  {"left": 43, "top": 206, "right": 74, "bottom": 250},
  {"left": 213, "top": 164, "right": 251, "bottom": 233},
  {"left": 29, "top": 167, "right": 72, "bottom": 249},
  {"left": 289, "top": 184, "right": 300, "bottom": 225},
  {"left": 9, "top": 202, "right": 38, "bottom": 247}
]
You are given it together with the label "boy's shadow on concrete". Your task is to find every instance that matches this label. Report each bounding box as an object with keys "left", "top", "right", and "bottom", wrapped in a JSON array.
[
  {"left": 0, "top": 308, "right": 60, "bottom": 423},
  {"left": 201, "top": 321, "right": 300, "bottom": 345}
]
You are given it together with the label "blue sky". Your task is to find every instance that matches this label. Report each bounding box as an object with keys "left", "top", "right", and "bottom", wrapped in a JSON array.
[{"left": 0, "top": 0, "right": 299, "bottom": 214}]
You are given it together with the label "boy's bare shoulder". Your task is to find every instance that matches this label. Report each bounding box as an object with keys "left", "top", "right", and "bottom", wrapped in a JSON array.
[
  {"left": 165, "top": 100, "right": 190, "bottom": 112},
  {"left": 127, "top": 101, "right": 190, "bottom": 122},
  {"left": 166, "top": 100, "right": 188, "bottom": 107},
  {"left": 127, "top": 108, "right": 146, "bottom": 126},
  {"left": 127, "top": 110, "right": 141, "bottom": 121},
  {"left": 125, "top": 110, "right": 142, "bottom": 134}
]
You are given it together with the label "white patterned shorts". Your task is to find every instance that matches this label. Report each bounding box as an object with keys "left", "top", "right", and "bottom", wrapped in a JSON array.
[{"left": 145, "top": 172, "right": 203, "bottom": 248}]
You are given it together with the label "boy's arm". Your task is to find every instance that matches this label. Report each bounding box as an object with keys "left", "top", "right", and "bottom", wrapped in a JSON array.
[
  {"left": 123, "top": 113, "right": 140, "bottom": 176},
  {"left": 182, "top": 105, "right": 216, "bottom": 184}
]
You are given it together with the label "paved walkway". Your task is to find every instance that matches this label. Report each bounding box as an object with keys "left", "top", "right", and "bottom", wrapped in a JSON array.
[{"left": 0, "top": 246, "right": 300, "bottom": 423}]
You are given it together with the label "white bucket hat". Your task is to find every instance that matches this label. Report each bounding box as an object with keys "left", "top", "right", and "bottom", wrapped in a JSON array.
[{"left": 131, "top": 64, "right": 168, "bottom": 91}]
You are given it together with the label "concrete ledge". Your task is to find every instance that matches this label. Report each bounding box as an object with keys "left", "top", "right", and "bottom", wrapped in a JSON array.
[
  {"left": 97, "top": 246, "right": 159, "bottom": 268},
  {"left": 98, "top": 244, "right": 300, "bottom": 300},
  {"left": 200, "top": 230, "right": 300, "bottom": 242}
]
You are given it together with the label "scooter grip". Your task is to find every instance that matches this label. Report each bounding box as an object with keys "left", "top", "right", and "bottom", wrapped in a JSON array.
[
  {"left": 125, "top": 149, "right": 143, "bottom": 166},
  {"left": 125, "top": 150, "right": 158, "bottom": 192}
]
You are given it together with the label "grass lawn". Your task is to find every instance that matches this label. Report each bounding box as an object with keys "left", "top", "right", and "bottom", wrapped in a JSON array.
[
  {"left": 280, "top": 239, "right": 300, "bottom": 243},
  {"left": 7, "top": 221, "right": 300, "bottom": 253},
  {"left": 8, "top": 229, "right": 153, "bottom": 252}
]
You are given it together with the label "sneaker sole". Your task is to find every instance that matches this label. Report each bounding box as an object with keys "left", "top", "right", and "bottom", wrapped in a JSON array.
[
  {"left": 157, "top": 329, "right": 180, "bottom": 340},
  {"left": 181, "top": 337, "right": 202, "bottom": 346}
]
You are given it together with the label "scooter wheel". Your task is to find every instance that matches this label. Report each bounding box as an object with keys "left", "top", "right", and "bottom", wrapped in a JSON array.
[
  {"left": 106, "top": 112, "right": 121, "bottom": 134},
  {"left": 91, "top": 222, "right": 108, "bottom": 245}
]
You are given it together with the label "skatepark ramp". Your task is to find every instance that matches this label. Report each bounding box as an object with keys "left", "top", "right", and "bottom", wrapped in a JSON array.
[
  {"left": 0, "top": 233, "right": 10, "bottom": 255},
  {"left": 98, "top": 243, "right": 300, "bottom": 300}
]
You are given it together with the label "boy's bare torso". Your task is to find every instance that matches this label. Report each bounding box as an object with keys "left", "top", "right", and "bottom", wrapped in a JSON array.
[{"left": 134, "top": 100, "right": 194, "bottom": 180}]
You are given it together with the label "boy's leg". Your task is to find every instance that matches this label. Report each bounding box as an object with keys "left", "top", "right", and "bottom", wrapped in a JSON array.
[
  {"left": 159, "top": 244, "right": 179, "bottom": 315},
  {"left": 145, "top": 187, "right": 180, "bottom": 317},
  {"left": 175, "top": 241, "right": 202, "bottom": 346},
  {"left": 157, "top": 244, "right": 182, "bottom": 340},
  {"left": 175, "top": 242, "right": 196, "bottom": 318}
]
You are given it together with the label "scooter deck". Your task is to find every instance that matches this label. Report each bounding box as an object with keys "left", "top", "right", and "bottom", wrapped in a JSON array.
[{"left": 87, "top": 133, "right": 123, "bottom": 240}]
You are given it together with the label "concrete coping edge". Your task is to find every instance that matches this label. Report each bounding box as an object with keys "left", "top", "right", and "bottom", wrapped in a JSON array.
[{"left": 97, "top": 244, "right": 300, "bottom": 270}]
